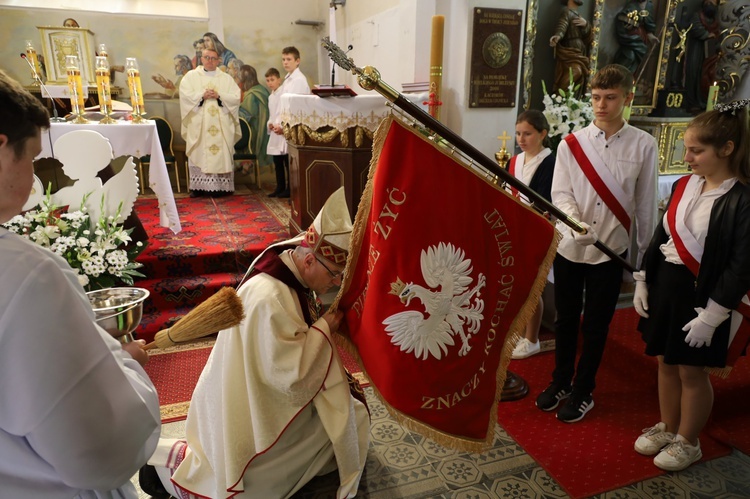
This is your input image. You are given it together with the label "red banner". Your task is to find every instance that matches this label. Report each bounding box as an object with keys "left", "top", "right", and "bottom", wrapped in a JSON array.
[{"left": 336, "top": 117, "right": 558, "bottom": 451}]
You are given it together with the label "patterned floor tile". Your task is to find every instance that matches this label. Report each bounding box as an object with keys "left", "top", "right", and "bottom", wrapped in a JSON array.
[
  {"left": 132, "top": 389, "right": 750, "bottom": 499},
  {"left": 487, "top": 475, "right": 545, "bottom": 498},
  {"left": 435, "top": 456, "right": 484, "bottom": 488}
]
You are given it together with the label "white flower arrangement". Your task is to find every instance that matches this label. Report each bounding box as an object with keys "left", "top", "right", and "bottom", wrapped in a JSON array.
[
  {"left": 2, "top": 187, "right": 146, "bottom": 290},
  {"left": 541, "top": 75, "right": 595, "bottom": 152}
]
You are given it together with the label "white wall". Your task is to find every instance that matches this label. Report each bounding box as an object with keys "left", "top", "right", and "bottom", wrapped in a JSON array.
[
  {"left": 441, "top": 0, "right": 527, "bottom": 161},
  {"left": 221, "top": 0, "right": 325, "bottom": 87},
  {"left": 325, "top": 0, "right": 527, "bottom": 161}
]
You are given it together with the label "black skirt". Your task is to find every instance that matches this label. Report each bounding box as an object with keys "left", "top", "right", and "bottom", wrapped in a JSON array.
[{"left": 638, "top": 261, "right": 730, "bottom": 367}]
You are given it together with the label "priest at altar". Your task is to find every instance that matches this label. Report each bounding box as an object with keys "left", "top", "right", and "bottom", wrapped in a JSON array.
[{"left": 179, "top": 48, "right": 240, "bottom": 197}]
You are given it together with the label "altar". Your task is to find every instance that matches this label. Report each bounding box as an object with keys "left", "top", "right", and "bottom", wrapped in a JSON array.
[
  {"left": 37, "top": 121, "right": 181, "bottom": 233},
  {"left": 281, "top": 92, "right": 427, "bottom": 233},
  {"left": 629, "top": 116, "right": 692, "bottom": 212}
]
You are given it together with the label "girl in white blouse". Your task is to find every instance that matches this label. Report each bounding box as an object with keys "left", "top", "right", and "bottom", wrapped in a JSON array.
[{"left": 633, "top": 101, "right": 750, "bottom": 471}]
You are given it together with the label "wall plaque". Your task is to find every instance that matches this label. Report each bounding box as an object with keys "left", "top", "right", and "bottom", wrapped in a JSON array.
[{"left": 469, "top": 8, "right": 522, "bottom": 108}]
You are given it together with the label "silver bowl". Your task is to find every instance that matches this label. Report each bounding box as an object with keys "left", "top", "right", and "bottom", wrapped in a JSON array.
[{"left": 86, "top": 287, "right": 150, "bottom": 342}]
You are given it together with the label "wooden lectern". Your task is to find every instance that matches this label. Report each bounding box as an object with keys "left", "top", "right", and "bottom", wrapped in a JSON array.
[{"left": 280, "top": 93, "right": 427, "bottom": 234}]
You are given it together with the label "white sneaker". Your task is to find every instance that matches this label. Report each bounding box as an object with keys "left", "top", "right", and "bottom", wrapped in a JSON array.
[
  {"left": 635, "top": 422, "right": 675, "bottom": 455},
  {"left": 653, "top": 437, "right": 702, "bottom": 471},
  {"left": 512, "top": 338, "right": 541, "bottom": 359}
]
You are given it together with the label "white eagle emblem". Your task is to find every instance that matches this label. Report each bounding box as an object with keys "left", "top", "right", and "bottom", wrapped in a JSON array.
[{"left": 383, "top": 242, "right": 486, "bottom": 360}]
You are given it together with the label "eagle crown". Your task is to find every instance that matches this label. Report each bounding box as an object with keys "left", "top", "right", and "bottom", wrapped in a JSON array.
[{"left": 389, "top": 277, "right": 406, "bottom": 297}]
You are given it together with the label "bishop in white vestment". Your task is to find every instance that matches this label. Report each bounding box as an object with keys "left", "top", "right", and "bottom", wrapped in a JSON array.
[{"left": 149, "top": 188, "right": 370, "bottom": 498}]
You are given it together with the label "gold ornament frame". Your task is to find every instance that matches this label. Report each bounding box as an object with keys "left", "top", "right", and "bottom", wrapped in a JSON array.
[
  {"left": 520, "top": 0, "right": 679, "bottom": 116},
  {"left": 37, "top": 26, "right": 97, "bottom": 86},
  {"left": 588, "top": 0, "right": 678, "bottom": 116}
]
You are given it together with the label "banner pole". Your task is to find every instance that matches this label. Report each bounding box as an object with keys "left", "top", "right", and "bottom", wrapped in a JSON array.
[{"left": 321, "top": 37, "right": 634, "bottom": 273}]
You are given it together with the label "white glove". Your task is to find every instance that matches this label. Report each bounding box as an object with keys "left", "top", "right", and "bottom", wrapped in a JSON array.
[
  {"left": 633, "top": 281, "right": 649, "bottom": 318},
  {"left": 572, "top": 222, "right": 597, "bottom": 246},
  {"left": 682, "top": 316, "right": 716, "bottom": 347},
  {"left": 682, "top": 299, "right": 731, "bottom": 348}
]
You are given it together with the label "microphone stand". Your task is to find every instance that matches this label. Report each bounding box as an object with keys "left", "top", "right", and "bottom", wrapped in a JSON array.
[{"left": 21, "top": 54, "right": 66, "bottom": 123}]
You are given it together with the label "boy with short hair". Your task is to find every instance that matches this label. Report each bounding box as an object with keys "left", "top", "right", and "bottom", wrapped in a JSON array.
[
  {"left": 265, "top": 67, "right": 287, "bottom": 197},
  {"left": 266, "top": 48, "right": 311, "bottom": 198},
  {"left": 280, "top": 46, "right": 310, "bottom": 95},
  {"left": 537, "top": 64, "right": 657, "bottom": 423}
]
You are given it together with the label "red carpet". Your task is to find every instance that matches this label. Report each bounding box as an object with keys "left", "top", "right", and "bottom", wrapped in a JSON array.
[
  {"left": 132, "top": 193, "right": 288, "bottom": 342},
  {"left": 498, "top": 306, "right": 744, "bottom": 499},
  {"left": 145, "top": 338, "right": 366, "bottom": 422},
  {"left": 143, "top": 340, "right": 214, "bottom": 422},
  {"left": 707, "top": 347, "right": 750, "bottom": 455}
]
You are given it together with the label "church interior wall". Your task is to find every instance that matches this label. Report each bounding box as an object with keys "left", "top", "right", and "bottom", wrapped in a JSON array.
[
  {"left": 1, "top": 7, "right": 207, "bottom": 97},
  {"left": 331, "top": 0, "right": 530, "bottom": 161},
  {"left": 0, "top": 2, "right": 324, "bottom": 98},
  {"left": 441, "top": 0, "right": 528, "bottom": 160},
  {"left": 1, "top": 0, "right": 537, "bottom": 161}
]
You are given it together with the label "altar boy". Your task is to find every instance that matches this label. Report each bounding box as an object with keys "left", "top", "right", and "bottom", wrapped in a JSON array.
[
  {"left": 536, "top": 64, "right": 657, "bottom": 423},
  {"left": 0, "top": 69, "right": 160, "bottom": 497}
]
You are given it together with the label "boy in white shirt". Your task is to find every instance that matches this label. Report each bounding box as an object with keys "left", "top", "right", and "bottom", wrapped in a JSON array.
[
  {"left": 265, "top": 67, "right": 287, "bottom": 197},
  {"left": 266, "top": 47, "right": 311, "bottom": 198},
  {"left": 537, "top": 64, "right": 657, "bottom": 423}
]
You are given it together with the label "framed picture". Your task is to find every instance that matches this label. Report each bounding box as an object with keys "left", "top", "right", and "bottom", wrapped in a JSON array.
[
  {"left": 588, "top": 0, "right": 677, "bottom": 116},
  {"left": 37, "top": 26, "right": 97, "bottom": 86}
]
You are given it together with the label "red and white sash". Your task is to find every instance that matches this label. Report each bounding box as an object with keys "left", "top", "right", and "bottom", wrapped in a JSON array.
[
  {"left": 564, "top": 133, "right": 632, "bottom": 233},
  {"left": 667, "top": 174, "right": 750, "bottom": 377},
  {"left": 508, "top": 154, "right": 521, "bottom": 198}
]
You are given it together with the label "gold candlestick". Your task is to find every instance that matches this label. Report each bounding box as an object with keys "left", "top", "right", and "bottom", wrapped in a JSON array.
[
  {"left": 66, "top": 55, "right": 88, "bottom": 124},
  {"left": 495, "top": 130, "right": 511, "bottom": 168},
  {"left": 25, "top": 40, "right": 42, "bottom": 85},
  {"left": 126, "top": 57, "right": 147, "bottom": 123},
  {"left": 95, "top": 56, "right": 116, "bottom": 124}
]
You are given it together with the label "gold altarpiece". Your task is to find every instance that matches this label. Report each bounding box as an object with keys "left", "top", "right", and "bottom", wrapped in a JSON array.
[{"left": 521, "top": 0, "right": 692, "bottom": 176}]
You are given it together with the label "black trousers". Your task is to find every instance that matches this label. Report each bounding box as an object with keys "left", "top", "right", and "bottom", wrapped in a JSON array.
[
  {"left": 552, "top": 253, "right": 623, "bottom": 396},
  {"left": 272, "top": 154, "right": 289, "bottom": 192}
]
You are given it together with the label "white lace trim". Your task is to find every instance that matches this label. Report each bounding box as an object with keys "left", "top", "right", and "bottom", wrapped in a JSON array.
[{"left": 188, "top": 164, "right": 234, "bottom": 192}]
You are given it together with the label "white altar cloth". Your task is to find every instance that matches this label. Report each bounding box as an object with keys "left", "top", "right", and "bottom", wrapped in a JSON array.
[
  {"left": 657, "top": 174, "right": 686, "bottom": 211},
  {"left": 280, "top": 92, "right": 429, "bottom": 132},
  {"left": 38, "top": 121, "right": 181, "bottom": 233}
]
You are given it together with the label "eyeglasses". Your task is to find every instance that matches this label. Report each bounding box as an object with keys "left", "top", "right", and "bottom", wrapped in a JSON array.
[
  {"left": 201, "top": 56, "right": 220, "bottom": 61},
  {"left": 314, "top": 254, "right": 345, "bottom": 280}
]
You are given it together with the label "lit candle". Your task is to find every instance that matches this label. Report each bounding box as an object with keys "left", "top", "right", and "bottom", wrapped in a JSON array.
[
  {"left": 95, "top": 56, "right": 115, "bottom": 124},
  {"left": 126, "top": 57, "right": 146, "bottom": 122},
  {"left": 25, "top": 40, "right": 42, "bottom": 83},
  {"left": 66, "top": 55, "right": 87, "bottom": 123},
  {"left": 706, "top": 81, "right": 719, "bottom": 111},
  {"left": 622, "top": 85, "right": 636, "bottom": 121}
]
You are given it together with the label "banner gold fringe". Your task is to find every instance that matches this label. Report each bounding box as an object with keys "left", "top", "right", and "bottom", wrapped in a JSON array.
[
  {"left": 332, "top": 114, "right": 561, "bottom": 452},
  {"left": 160, "top": 401, "right": 191, "bottom": 422},
  {"left": 705, "top": 365, "right": 732, "bottom": 378}
]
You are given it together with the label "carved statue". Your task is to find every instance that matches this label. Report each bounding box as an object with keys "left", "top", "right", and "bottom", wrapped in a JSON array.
[
  {"left": 549, "top": 0, "right": 593, "bottom": 95},
  {"left": 613, "top": 0, "right": 660, "bottom": 75},
  {"left": 684, "top": 0, "right": 721, "bottom": 112}
]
